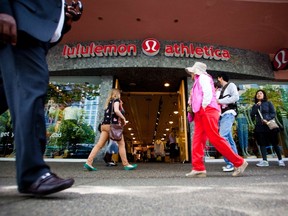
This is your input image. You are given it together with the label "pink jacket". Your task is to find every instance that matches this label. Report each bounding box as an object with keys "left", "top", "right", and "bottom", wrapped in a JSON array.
[{"left": 190, "top": 74, "right": 220, "bottom": 113}]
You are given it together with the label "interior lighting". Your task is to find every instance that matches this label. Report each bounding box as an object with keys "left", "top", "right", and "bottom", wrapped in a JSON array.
[
  {"left": 128, "top": 128, "right": 132, "bottom": 131},
  {"left": 164, "top": 83, "right": 170, "bottom": 87},
  {"left": 169, "top": 121, "right": 173, "bottom": 124},
  {"left": 173, "top": 111, "right": 179, "bottom": 114}
]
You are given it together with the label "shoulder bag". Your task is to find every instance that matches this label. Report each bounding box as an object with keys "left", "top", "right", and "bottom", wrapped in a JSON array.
[
  {"left": 109, "top": 100, "right": 123, "bottom": 141},
  {"left": 257, "top": 109, "right": 279, "bottom": 130}
]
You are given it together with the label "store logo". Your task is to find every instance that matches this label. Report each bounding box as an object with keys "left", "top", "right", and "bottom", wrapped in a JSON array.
[
  {"left": 142, "top": 38, "right": 160, "bottom": 56},
  {"left": 273, "top": 48, "right": 288, "bottom": 70}
]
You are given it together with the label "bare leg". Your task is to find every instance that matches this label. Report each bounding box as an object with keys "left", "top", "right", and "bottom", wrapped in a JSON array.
[
  {"left": 117, "top": 136, "right": 130, "bottom": 166},
  {"left": 86, "top": 125, "right": 109, "bottom": 166}
]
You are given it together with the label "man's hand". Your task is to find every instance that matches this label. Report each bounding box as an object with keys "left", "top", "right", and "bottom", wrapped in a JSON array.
[
  {"left": 61, "top": 1, "right": 83, "bottom": 35},
  {"left": 0, "top": 13, "right": 17, "bottom": 45},
  {"left": 65, "top": 0, "right": 83, "bottom": 23}
]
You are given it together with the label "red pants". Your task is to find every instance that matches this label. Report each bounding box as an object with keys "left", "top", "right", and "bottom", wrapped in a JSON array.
[{"left": 191, "top": 107, "right": 244, "bottom": 171}]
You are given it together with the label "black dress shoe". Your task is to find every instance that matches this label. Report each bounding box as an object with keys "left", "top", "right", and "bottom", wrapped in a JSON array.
[{"left": 19, "top": 172, "right": 74, "bottom": 196}]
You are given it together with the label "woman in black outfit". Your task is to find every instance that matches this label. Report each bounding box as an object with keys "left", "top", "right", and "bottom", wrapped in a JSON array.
[{"left": 250, "top": 90, "right": 285, "bottom": 167}]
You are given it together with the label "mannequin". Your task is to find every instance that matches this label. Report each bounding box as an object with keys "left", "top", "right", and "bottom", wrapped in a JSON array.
[
  {"left": 154, "top": 139, "right": 165, "bottom": 161},
  {"left": 236, "top": 112, "right": 250, "bottom": 157}
]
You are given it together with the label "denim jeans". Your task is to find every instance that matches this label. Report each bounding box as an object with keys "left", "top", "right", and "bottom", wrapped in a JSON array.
[
  {"left": 219, "top": 113, "right": 238, "bottom": 166},
  {"left": 236, "top": 114, "right": 248, "bottom": 150}
]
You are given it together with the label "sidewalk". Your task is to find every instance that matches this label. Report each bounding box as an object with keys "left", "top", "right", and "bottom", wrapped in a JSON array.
[{"left": 0, "top": 159, "right": 288, "bottom": 216}]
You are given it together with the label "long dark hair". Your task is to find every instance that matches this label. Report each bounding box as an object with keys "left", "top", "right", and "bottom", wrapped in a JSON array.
[{"left": 254, "top": 89, "right": 268, "bottom": 103}]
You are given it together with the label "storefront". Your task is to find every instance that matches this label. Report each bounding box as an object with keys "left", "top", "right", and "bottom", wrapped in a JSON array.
[{"left": 1, "top": 38, "right": 287, "bottom": 161}]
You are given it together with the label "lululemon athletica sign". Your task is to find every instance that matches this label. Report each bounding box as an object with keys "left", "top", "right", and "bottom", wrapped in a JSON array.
[
  {"left": 273, "top": 48, "right": 288, "bottom": 70},
  {"left": 62, "top": 38, "right": 231, "bottom": 61}
]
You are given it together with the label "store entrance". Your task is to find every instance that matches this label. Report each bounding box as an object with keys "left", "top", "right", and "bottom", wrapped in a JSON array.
[{"left": 117, "top": 78, "right": 189, "bottom": 163}]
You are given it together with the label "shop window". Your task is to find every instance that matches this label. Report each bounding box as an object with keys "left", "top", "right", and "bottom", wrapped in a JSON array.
[{"left": 0, "top": 80, "right": 101, "bottom": 158}]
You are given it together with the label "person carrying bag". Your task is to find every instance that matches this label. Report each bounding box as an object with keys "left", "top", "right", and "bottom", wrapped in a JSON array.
[
  {"left": 250, "top": 90, "right": 285, "bottom": 167},
  {"left": 84, "top": 88, "right": 137, "bottom": 171}
]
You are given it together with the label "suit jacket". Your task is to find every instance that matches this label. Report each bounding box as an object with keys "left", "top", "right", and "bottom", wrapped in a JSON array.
[{"left": 0, "top": 0, "right": 62, "bottom": 42}]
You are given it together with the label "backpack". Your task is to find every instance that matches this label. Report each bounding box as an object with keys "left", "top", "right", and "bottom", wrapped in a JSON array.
[{"left": 219, "top": 82, "right": 238, "bottom": 115}]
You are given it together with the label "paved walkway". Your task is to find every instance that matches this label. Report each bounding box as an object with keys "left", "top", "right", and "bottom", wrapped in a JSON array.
[{"left": 0, "top": 158, "right": 288, "bottom": 216}]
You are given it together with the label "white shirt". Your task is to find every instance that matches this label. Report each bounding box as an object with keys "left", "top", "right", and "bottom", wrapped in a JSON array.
[{"left": 50, "top": 0, "right": 65, "bottom": 42}]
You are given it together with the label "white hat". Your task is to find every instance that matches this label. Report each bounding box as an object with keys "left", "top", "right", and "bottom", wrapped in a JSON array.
[{"left": 185, "top": 62, "right": 207, "bottom": 75}]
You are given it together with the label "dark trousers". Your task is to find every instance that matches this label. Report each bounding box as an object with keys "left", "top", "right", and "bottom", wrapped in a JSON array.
[
  {"left": 255, "top": 131, "right": 282, "bottom": 161},
  {"left": 0, "top": 33, "right": 50, "bottom": 190}
]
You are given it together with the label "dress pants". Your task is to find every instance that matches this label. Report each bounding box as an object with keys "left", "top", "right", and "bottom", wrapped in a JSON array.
[
  {"left": 192, "top": 107, "right": 244, "bottom": 171},
  {"left": 0, "top": 33, "right": 50, "bottom": 191}
]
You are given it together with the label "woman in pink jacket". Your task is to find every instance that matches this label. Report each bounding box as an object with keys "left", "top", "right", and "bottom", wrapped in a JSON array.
[{"left": 185, "top": 62, "right": 248, "bottom": 177}]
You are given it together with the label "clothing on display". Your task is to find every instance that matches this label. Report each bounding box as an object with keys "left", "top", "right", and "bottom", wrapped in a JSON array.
[{"left": 154, "top": 140, "right": 165, "bottom": 157}]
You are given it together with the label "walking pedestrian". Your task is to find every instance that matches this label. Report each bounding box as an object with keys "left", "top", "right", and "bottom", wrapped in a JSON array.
[
  {"left": 84, "top": 88, "right": 137, "bottom": 171},
  {"left": 217, "top": 73, "right": 240, "bottom": 172},
  {"left": 185, "top": 62, "right": 248, "bottom": 177},
  {"left": 0, "top": 0, "right": 82, "bottom": 195}
]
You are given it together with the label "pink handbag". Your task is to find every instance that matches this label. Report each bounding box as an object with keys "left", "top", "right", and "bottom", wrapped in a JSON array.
[{"left": 187, "top": 112, "right": 194, "bottom": 123}]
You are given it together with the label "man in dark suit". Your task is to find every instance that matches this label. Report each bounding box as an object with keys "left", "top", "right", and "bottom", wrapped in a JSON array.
[
  {"left": 0, "top": 0, "right": 82, "bottom": 196},
  {"left": 0, "top": 76, "right": 8, "bottom": 115}
]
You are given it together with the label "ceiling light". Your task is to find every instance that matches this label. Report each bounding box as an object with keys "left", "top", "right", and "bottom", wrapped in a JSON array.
[
  {"left": 173, "top": 111, "right": 179, "bottom": 114},
  {"left": 131, "top": 133, "right": 134, "bottom": 136},
  {"left": 128, "top": 128, "right": 132, "bottom": 131},
  {"left": 164, "top": 83, "right": 170, "bottom": 87},
  {"left": 166, "top": 128, "right": 170, "bottom": 131},
  {"left": 169, "top": 121, "right": 173, "bottom": 124}
]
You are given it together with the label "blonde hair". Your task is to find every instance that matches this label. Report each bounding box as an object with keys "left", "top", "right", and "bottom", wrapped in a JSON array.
[{"left": 104, "top": 88, "right": 121, "bottom": 108}]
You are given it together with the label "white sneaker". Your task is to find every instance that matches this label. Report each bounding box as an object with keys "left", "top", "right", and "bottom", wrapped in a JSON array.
[
  {"left": 279, "top": 160, "right": 285, "bottom": 167},
  {"left": 222, "top": 165, "right": 234, "bottom": 172},
  {"left": 185, "top": 170, "right": 207, "bottom": 178},
  {"left": 256, "top": 160, "right": 269, "bottom": 167}
]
